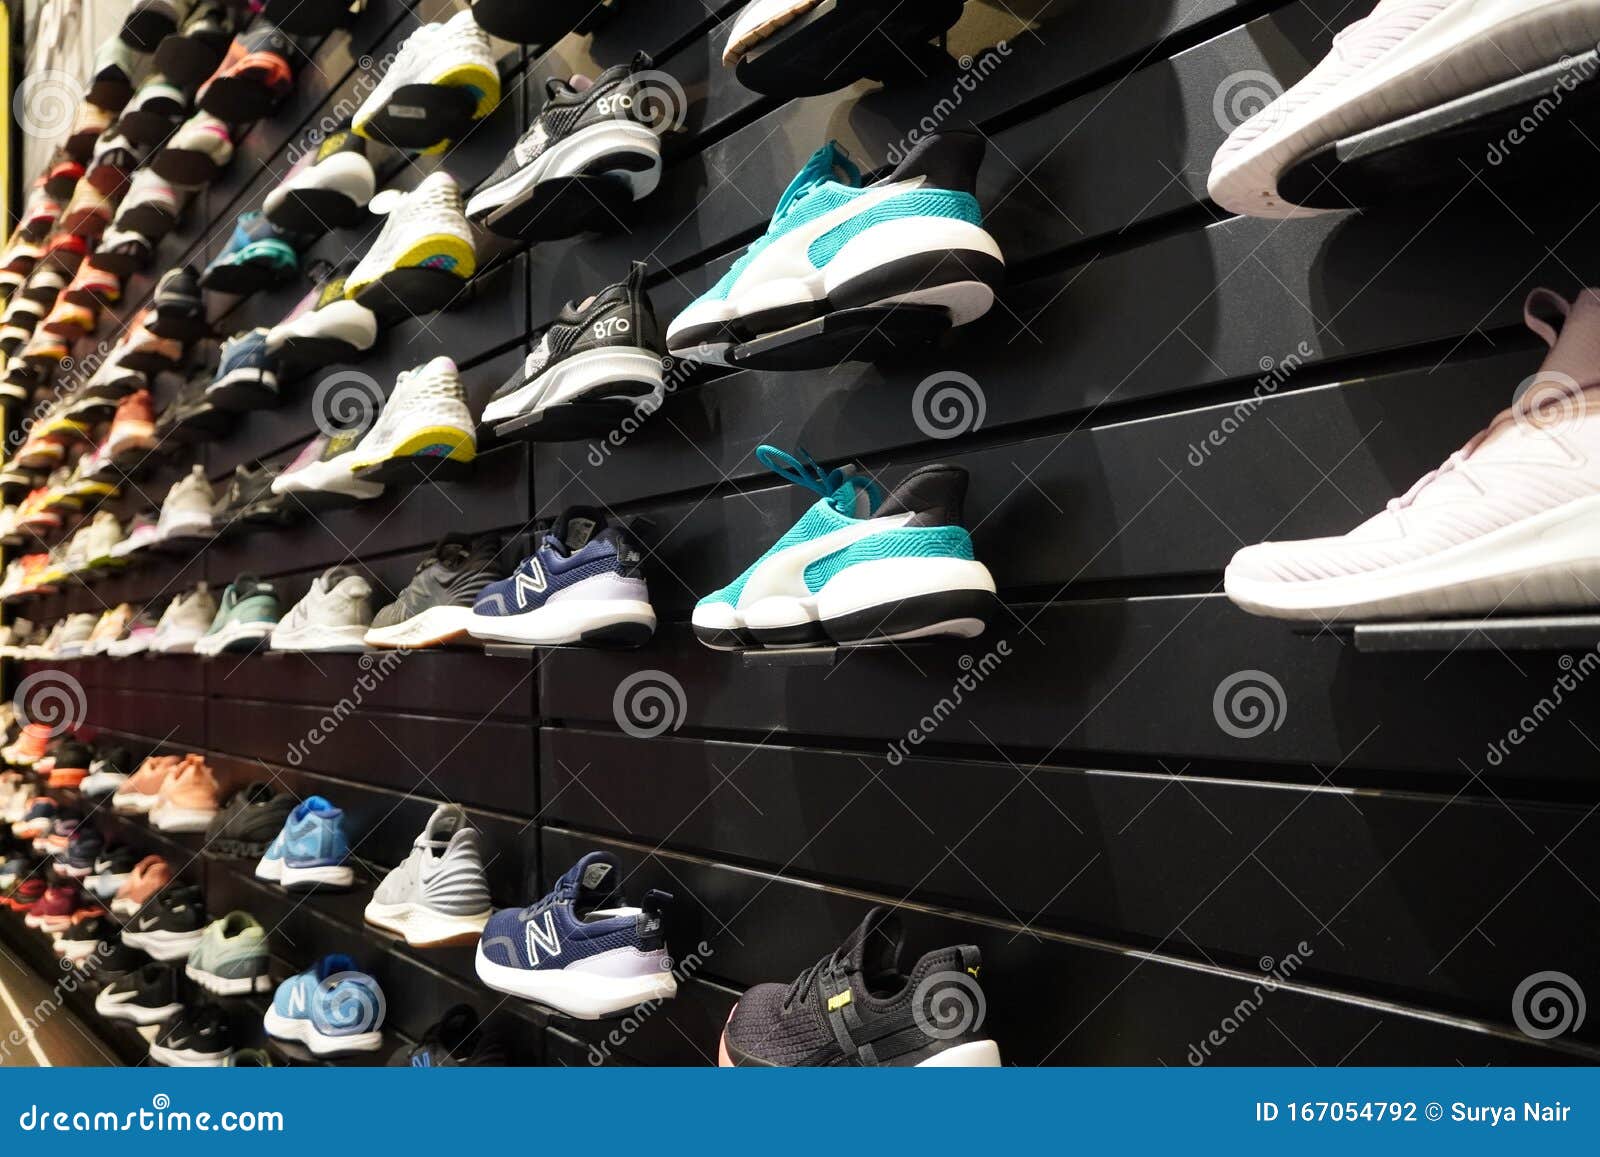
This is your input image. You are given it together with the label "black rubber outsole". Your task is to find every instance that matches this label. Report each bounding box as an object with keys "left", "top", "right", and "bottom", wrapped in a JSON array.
[
  {"left": 469, "top": 0, "right": 595, "bottom": 44},
  {"left": 147, "top": 305, "right": 211, "bottom": 342},
  {"left": 478, "top": 172, "right": 638, "bottom": 242},
  {"left": 490, "top": 392, "right": 660, "bottom": 443},
  {"left": 734, "top": 0, "right": 966, "bottom": 98},
  {"left": 199, "top": 262, "right": 294, "bottom": 296},
  {"left": 272, "top": 487, "right": 370, "bottom": 514},
  {"left": 116, "top": 205, "right": 180, "bottom": 240},
  {"left": 88, "top": 76, "right": 134, "bottom": 112},
  {"left": 275, "top": 336, "right": 368, "bottom": 375},
  {"left": 121, "top": 10, "right": 178, "bottom": 52},
  {"left": 118, "top": 351, "right": 182, "bottom": 375},
  {"left": 352, "top": 455, "right": 474, "bottom": 486},
  {"left": 353, "top": 268, "right": 469, "bottom": 321},
  {"left": 151, "top": 147, "right": 227, "bottom": 187},
  {"left": 359, "top": 85, "right": 479, "bottom": 151},
  {"left": 256, "top": 0, "right": 354, "bottom": 36},
  {"left": 696, "top": 588, "right": 998, "bottom": 651},
  {"left": 89, "top": 249, "right": 151, "bottom": 279},
  {"left": 266, "top": 188, "right": 367, "bottom": 234},
  {"left": 158, "top": 407, "right": 236, "bottom": 443},
  {"left": 44, "top": 173, "right": 81, "bottom": 201},
  {"left": 199, "top": 77, "right": 284, "bottom": 125},
  {"left": 116, "top": 108, "right": 182, "bottom": 147}
]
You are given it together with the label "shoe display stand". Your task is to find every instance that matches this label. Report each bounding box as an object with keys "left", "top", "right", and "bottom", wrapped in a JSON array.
[
  {"left": 5, "top": 0, "right": 1600, "bottom": 1069},
  {"left": 1330, "top": 614, "right": 1600, "bottom": 655}
]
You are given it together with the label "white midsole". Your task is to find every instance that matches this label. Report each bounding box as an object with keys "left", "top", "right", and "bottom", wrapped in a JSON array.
[
  {"left": 1225, "top": 492, "right": 1600, "bottom": 620},
  {"left": 1210, "top": 0, "right": 1600, "bottom": 216},
  {"left": 280, "top": 862, "right": 354, "bottom": 888},
  {"left": 364, "top": 604, "right": 476, "bottom": 648},
  {"left": 468, "top": 120, "right": 662, "bottom": 220},
  {"left": 254, "top": 855, "right": 283, "bottom": 883},
  {"left": 263, "top": 1006, "right": 383, "bottom": 1054},
  {"left": 194, "top": 620, "right": 275, "bottom": 655},
  {"left": 466, "top": 598, "right": 657, "bottom": 646},
  {"left": 185, "top": 961, "right": 272, "bottom": 995},
  {"left": 269, "top": 299, "right": 378, "bottom": 352},
  {"left": 120, "top": 928, "right": 204, "bottom": 961},
  {"left": 270, "top": 623, "right": 372, "bottom": 653},
  {"left": 94, "top": 990, "right": 182, "bottom": 1024},
  {"left": 474, "top": 943, "right": 678, "bottom": 1019},
  {"left": 147, "top": 1042, "right": 230, "bottom": 1068},
  {"left": 915, "top": 1039, "right": 1002, "bottom": 1066},
  {"left": 148, "top": 805, "right": 217, "bottom": 832},
  {"left": 272, "top": 458, "right": 385, "bottom": 500},
  {"left": 482, "top": 346, "right": 664, "bottom": 424},
  {"left": 157, "top": 510, "right": 213, "bottom": 540},
  {"left": 363, "top": 900, "right": 490, "bottom": 945},
  {"left": 694, "top": 555, "right": 994, "bottom": 631}
]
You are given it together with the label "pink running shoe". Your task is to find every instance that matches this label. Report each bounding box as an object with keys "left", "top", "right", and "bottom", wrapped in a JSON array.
[{"left": 1227, "top": 287, "right": 1600, "bottom": 621}]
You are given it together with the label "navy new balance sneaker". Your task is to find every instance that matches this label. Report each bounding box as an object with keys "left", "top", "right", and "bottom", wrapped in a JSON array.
[
  {"left": 465, "top": 510, "right": 655, "bottom": 648},
  {"left": 475, "top": 851, "right": 677, "bottom": 1019}
]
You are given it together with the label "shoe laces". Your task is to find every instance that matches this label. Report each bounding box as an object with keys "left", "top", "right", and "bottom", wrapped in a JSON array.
[
  {"left": 756, "top": 444, "right": 879, "bottom": 514},
  {"left": 783, "top": 946, "right": 850, "bottom": 1010}
]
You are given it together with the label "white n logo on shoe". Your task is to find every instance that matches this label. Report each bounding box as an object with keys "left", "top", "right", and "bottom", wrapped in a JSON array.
[
  {"left": 524, "top": 910, "right": 561, "bottom": 964},
  {"left": 514, "top": 562, "right": 547, "bottom": 608}
]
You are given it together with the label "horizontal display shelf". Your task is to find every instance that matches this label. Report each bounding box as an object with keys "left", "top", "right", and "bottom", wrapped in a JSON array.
[{"left": 1307, "top": 614, "right": 1600, "bottom": 654}]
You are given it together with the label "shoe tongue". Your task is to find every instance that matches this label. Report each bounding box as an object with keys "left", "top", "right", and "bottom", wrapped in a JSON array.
[
  {"left": 551, "top": 508, "right": 604, "bottom": 553},
  {"left": 562, "top": 851, "right": 621, "bottom": 915},
  {"left": 316, "top": 953, "right": 357, "bottom": 980},
  {"left": 842, "top": 906, "right": 904, "bottom": 980},
  {"left": 1526, "top": 288, "right": 1600, "bottom": 392},
  {"left": 293, "top": 795, "right": 335, "bottom": 821},
  {"left": 773, "top": 142, "right": 861, "bottom": 222}
]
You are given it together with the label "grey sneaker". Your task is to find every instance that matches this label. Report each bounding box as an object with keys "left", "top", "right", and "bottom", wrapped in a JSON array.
[
  {"left": 184, "top": 911, "right": 272, "bottom": 995},
  {"left": 270, "top": 565, "right": 375, "bottom": 653},
  {"left": 363, "top": 804, "right": 492, "bottom": 947}
]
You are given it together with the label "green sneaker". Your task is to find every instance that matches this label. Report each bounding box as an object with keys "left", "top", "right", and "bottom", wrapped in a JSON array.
[
  {"left": 195, "top": 575, "right": 281, "bottom": 656},
  {"left": 185, "top": 911, "right": 272, "bottom": 995}
]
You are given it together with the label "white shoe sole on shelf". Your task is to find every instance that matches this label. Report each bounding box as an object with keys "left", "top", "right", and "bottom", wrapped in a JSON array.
[
  {"left": 363, "top": 900, "right": 491, "bottom": 947},
  {"left": 364, "top": 603, "right": 476, "bottom": 649},
  {"left": 146, "top": 1042, "right": 231, "bottom": 1067},
  {"left": 1208, "top": 0, "right": 1600, "bottom": 217},
  {"left": 185, "top": 961, "right": 273, "bottom": 995},
  {"left": 467, "top": 120, "right": 662, "bottom": 225},
  {"left": 1225, "top": 493, "right": 1600, "bottom": 621},
  {"left": 194, "top": 620, "right": 276, "bottom": 656},
  {"left": 148, "top": 804, "right": 217, "bottom": 832},
  {"left": 279, "top": 862, "right": 354, "bottom": 890},
  {"left": 474, "top": 943, "right": 679, "bottom": 1019},
  {"left": 465, "top": 598, "right": 657, "bottom": 646},
  {"left": 119, "top": 927, "right": 204, "bottom": 961},
  {"left": 481, "top": 346, "right": 665, "bottom": 426},
  {"left": 93, "top": 990, "right": 182, "bottom": 1024},
  {"left": 269, "top": 623, "right": 372, "bottom": 653},
  {"left": 262, "top": 1006, "right": 383, "bottom": 1054}
]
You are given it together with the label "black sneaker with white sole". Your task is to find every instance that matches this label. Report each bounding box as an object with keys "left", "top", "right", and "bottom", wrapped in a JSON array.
[
  {"left": 93, "top": 961, "right": 183, "bottom": 1024},
  {"left": 719, "top": 906, "right": 1001, "bottom": 1067},
  {"left": 120, "top": 884, "right": 207, "bottom": 961},
  {"left": 149, "top": 265, "right": 209, "bottom": 341},
  {"left": 84, "top": 939, "right": 147, "bottom": 981},
  {"left": 149, "top": 1002, "right": 233, "bottom": 1067},
  {"left": 483, "top": 262, "right": 665, "bottom": 439},
  {"left": 205, "top": 782, "right": 294, "bottom": 858},
  {"left": 466, "top": 54, "right": 664, "bottom": 241}
]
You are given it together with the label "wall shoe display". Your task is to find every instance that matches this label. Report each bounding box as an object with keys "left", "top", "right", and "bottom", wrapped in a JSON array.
[
  {"left": 122, "top": 0, "right": 195, "bottom": 52},
  {"left": 263, "top": 131, "right": 376, "bottom": 234},
  {"left": 667, "top": 134, "right": 1003, "bottom": 369},
  {"left": 257, "top": 795, "right": 354, "bottom": 890},
  {"left": 89, "top": 39, "right": 140, "bottom": 112},
  {"left": 693, "top": 447, "right": 998, "bottom": 650},
  {"left": 148, "top": 1003, "right": 234, "bottom": 1067},
  {"left": 1226, "top": 287, "right": 1600, "bottom": 621},
  {"left": 92, "top": 226, "right": 154, "bottom": 277},
  {"left": 1209, "top": 0, "right": 1600, "bottom": 219},
  {"left": 149, "top": 265, "right": 209, "bottom": 341},
  {"left": 185, "top": 912, "right": 273, "bottom": 995},
  {"left": 256, "top": 0, "right": 364, "bottom": 37},
  {"left": 353, "top": 11, "right": 500, "bottom": 151},
  {"left": 387, "top": 1004, "right": 507, "bottom": 1067},
  {"left": 114, "top": 760, "right": 178, "bottom": 816},
  {"left": 344, "top": 356, "right": 478, "bottom": 483},
  {"left": 117, "top": 75, "right": 192, "bottom": 147},
  {"left": 270, "top": 566, "right": 376, "bottom": 652},
  {"left": 110, "top": 854, "right": 174, "bottom": 915},
  {"left": 475, "top": 851, "right": 678, "bottom": 1019},
  {"left": 719, "top": 906, "right": 1000, "bottom": 1066},
  {"left": 193, "top": 577, "right": 282, "bottom": 655},
  {"left": 155, "top": 465, "right": 217, "bottom": 542},
  {"left": 482, "top": 263, "right": 665, "bottom": 438},
  {"left": 153, "top": 0, "right": 241, "bottom": 88},
  {"left": 263, "top": 955, "right": 386, "bottom": 1056},
  {"left": 205, "top": 328, "right": 280, "bottom": 411},
  {"left": 466, "top": 55, "right": 665, "bottom": 240},
  {"left": 467, "top": 510, "right": 656, "bottom": 647},
  {"left": 93, "top": 962, "right": 184, "bottom": 1025},
  {"left": 364, "top": 804, "right": 493, "bottom": 948},
  {"left": 212, "top": 461, "right": 293, "bottom": 528},
  {"left": 344, "top": 172, "right": 477, "bottom": 318},
  {"left": 365, "top": 533, "right": 504, "bottom": 649},
  {"left": 85, "top": 846, "right": 140, "bottom": 899}
]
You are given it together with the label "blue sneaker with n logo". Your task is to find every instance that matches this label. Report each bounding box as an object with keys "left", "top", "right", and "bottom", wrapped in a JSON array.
[
  {"left": 263, "top": 954, "right": 386, "bottom": 1056},
  {"left": 475, "top": 851, "right": 678, "bottom": 1020},
  {"left": 466, "top": 509, "right": 657, "bottom": 648},
  {"left": 255, "top": 796, "right": 354, "bottom": 891},
  {"left": 693, "top": 446, "right": 997, "bottom": 650},
  {"left": 665, "top": 133, "right": 1003, "bottom": 368}
]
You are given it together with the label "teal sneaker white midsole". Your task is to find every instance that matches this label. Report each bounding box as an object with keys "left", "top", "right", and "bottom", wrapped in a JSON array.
[
  {"left": 695, "top": 555, "right": 997, "bottom": 648},
  {"left": 667, "top": 215, "right": 1002, "bottom": 364},
  {"left": 194, "top": 620, "right": 276, "bottom": 655}
]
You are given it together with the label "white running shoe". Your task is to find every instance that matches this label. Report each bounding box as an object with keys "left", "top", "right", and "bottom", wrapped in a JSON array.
[
  {"left": 363, "top": 804, "right": 493, "bottom": 948},
  {"left": 1227, "top": 288, "right": 1600, "bottom": 620},
  {"left": 352, "top": 10, "right": 499, "bottom": 150},
  {"left": 343, "top": 357, "right": 477, "bottom": 482},
  {"left": 156, "top": 464, "right": 216, "bottom": 541},
  {"left": 264, "top": 130, "right": 376, "bottom": 233},
  {"left": 151, "top": 586, "right": 218, "bottom": 653},
  {"left": 345, "top": 172, "right": 475, "bottom": 317},
  {"left": 271, "top": 428, "right": 385, "bottom": 505},
  {"left": 1209, "top": 0, "right": 1600, "bottom": 218},
  {"left": 270, "top": 566, "right": 376, "bottom": 653}
]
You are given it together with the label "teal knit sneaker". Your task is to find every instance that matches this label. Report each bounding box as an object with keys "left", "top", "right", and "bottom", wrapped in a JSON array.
[
  {"left": 195, "top": 575, "right": 281, "bottom": 655},
  {"left": 666, "top": 133, "right": 1004, "bottom": 368},
  {"left": 185, "top": 911, "right": 273, "bottom": 995},
  {"left": 692, "top": 446, "right": 997, "bottom": 650}
]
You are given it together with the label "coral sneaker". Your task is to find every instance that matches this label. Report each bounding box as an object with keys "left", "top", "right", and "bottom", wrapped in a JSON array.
[
  {"left": 62, "top": 259, "right": 122, "bottom": 307},
  {"left": 113, "top": 756, "right": 180, "bottom": 815},
  {"left": 1227, "top": 288, "right": 1600, "bottom": 621},
  {"left": 149, "top": 757, "right": 220, "bottom": 832},
  {"left": 111, "top": 854, "right": 173, "bottom": 916},
  {"left": 197, "top": 24, "right": 299, "bottom": 122},
  {"left": 105, "top": 389, "right": 158, "bottom": 458}
]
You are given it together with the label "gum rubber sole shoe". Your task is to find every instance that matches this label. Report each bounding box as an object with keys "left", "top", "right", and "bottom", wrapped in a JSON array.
[{"left": 1208, "top": 0, "right": 1600, "bottom": 219}]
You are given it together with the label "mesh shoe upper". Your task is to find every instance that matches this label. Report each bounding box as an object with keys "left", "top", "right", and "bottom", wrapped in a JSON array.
[{"left": 371, "top": 534, "right": 504, "bottom": 628}]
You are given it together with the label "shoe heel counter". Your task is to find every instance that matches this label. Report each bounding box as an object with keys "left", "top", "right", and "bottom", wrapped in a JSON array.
[
  {"left": 635, "top": 888, "right": 672, "bottom": 952},
  {"left": 879, "top": 464, "right": 970, "bottom": 528},
  {"left": 887, "top": 130, "right": 986, "bottom": 196}
]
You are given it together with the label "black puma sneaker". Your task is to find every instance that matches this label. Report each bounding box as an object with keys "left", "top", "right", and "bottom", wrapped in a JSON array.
[
  {"left": 718, "top": 907, "right": 1001, "bottom": 1067},
  {"left": 482, "top": 262, "right": 666, "bottom": 438}
]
